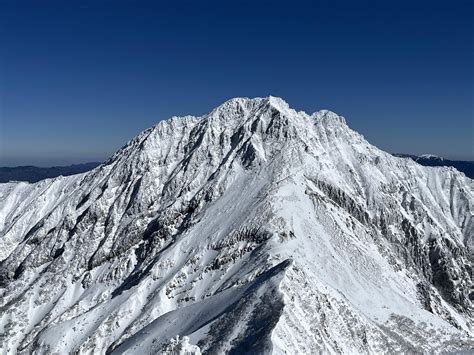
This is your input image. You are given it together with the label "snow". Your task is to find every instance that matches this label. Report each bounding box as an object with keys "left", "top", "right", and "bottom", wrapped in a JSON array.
[
  {"left": 419, "top": 154, "right": 444, "bottom": 160},
  {"left": 0, "top": 96, "right": 472, "bottom": 354}
]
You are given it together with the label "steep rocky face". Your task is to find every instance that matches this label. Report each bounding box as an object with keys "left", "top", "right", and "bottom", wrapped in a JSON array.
[{"left": 0, "top": 97, "right": 473, "bottom": 354}]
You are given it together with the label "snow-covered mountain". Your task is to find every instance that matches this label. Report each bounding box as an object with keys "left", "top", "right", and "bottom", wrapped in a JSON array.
[
  {"left": 0, "top": 97, "right": 473, "bottom": 354},
  {"left": 418, "top": 154, "right": 444, "bottom": 160}
]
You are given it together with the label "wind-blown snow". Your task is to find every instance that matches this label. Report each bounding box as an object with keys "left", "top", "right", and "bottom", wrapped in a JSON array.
[{"left": 0, "top": 97, "right": 473, "bottom": 354}]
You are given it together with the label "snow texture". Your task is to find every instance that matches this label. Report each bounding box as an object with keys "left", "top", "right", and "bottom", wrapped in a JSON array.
[{"left": 0, "top": 97, "right": 473, "bottom": 354}]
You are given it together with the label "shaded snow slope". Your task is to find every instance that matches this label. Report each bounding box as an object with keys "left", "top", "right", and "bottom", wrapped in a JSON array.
[{"left": 0, "top": 97, "right": 473, "bottom": 354}]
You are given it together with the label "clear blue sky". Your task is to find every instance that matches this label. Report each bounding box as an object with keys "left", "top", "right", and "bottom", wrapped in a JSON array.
[{"left": 1, "top": 0, "right": 473, "bottom": 166}]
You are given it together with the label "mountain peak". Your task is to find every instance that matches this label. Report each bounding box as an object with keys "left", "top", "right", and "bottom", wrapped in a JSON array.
[
  {"left": 111, "top": 97, "right": 354, "bottom": 171},
  {"left": 267, "top": 95, "right": 290, "bottom": 110},
  {"left": 152, "top": 97, "right": 347, "bottom": 136},
  {"left": 313, "top": 109, "right": 347, "bottom": 126},
  {"left": 210, "top": 96, "right": 292, "bottom": 115}
]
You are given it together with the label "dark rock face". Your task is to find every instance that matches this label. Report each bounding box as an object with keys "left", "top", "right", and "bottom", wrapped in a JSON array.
[{"left": 428, "top": 239, "right": 472, "bottom": 312}]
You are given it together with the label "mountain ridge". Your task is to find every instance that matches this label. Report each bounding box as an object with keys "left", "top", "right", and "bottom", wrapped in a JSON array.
[
  {"left": 0, "top": 97, "right": 472, "bottom": 353},
  {"left": 0, "top": 162, "right": 102, "bottom": 183},
  {"left": 393, "top": 153, "right": 474, "bottom": 179}
]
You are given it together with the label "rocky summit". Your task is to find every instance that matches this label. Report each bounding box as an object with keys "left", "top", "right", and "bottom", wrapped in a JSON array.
[{"left": 0, "top": 97, "right": 473, "bottom": 354}]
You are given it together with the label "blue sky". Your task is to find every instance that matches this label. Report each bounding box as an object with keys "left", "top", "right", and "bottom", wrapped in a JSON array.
[{"left": 1, "top": 0, "right": 473, "bottom": 166}]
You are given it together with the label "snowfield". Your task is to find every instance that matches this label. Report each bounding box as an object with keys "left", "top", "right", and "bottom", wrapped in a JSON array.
[{"left": 0, "top": 97, "right": 473, "bottom": 354}]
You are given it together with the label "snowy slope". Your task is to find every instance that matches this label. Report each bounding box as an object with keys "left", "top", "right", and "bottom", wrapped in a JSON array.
[{"left": 0, "top": 97, "right": 473, "bottom": 354}]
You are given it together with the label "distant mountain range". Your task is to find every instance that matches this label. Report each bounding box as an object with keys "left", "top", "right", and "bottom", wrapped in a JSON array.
[
  {"left": 0, "top": 154, "right": 472, "bottom": 183},
  {"left": 392, "top": 154, "right": 474, "bottom": 179},
  {"left": 0, "top": 162, "right": 101, "bottom": 183}
]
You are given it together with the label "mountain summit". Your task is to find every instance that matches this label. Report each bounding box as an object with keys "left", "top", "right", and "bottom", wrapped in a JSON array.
[{"left": 0, "top": 97, "right": 473, "bottom": 353}]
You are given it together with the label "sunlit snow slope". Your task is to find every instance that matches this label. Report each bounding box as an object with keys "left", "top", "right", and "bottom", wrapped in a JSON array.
[{"left": 1, "top": 97, "right": 473, "bottom": 354}]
